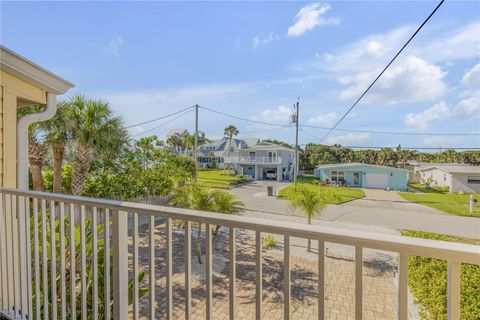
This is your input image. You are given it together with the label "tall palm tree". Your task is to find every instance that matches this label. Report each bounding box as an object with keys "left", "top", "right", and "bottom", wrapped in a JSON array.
[
  {"left": 288, "top": 186, "right": 330, "bottom": 251},
  {"left": 17, "top": 105, "right": 46, "bottom": 191},
  {"left": 42, "top": 102, "right": 73, "bottom": 193},
  {"left": 68, "top": 94, "right": 128, "bottom": 195},
  {"left": 166, "top": 135, "right": 182, "bottom": 153},
  {"left": 224, "top": 125, "right": 239, "bottom": 173}
]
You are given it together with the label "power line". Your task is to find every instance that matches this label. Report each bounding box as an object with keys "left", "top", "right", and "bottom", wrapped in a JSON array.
[
  {"left": 125, "top": 105, "right": 195, "bottom": 129},
  {"left": 300, "top": 144, "right": 480, "bottom": 151},
  {"left": 301, "top": 125, "right": 479, "bottom": 136},
  {"left": 201, "top": 105, "right": 478, "bottom": 136},
  {"left": 132, "top": 109, "right": 193, "bottom": 137},
  {"left": 199, "top": 105, "right": 290, "bottom": 127},
  {"left": 301, "top": 129, "right": 480, "bottom": 150},
  {"left": 317, "top": 0, "right": 445, "bottom": 143}
]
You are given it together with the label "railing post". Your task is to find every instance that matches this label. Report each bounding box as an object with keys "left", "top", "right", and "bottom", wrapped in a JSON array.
[
  {"left": 112, "top": 210, "right": 128, "bottom": 320},
  {"left": 447, "top": 260, "right": 461, "bottom": 320}
]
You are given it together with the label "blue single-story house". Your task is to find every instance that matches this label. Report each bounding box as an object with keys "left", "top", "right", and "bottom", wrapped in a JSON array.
[{"left": 313, "top": 163, "right": 409, "bottom": 190}]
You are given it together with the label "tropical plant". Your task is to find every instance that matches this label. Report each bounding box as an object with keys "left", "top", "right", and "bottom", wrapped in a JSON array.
[
  {"left": 288, "top": 186, "right": 332, "bottom": 251},
  {"left": 42, "top": 102, "right": 73, "bottom": 193},
  {"left": 68, "top": 94, "right": 128, "bottom": 195},
  {"left": 263, "top": 234, "right": 278, "bottom": 249},
  {"left": 31, "top": 207, "right": 147, "bottom": 319},
  {"left": 17, "top": 105, "right": 46, "bottom": 191},
  {"left": 224, "top": 125, "right": 239, "bottom": 173},
  {"left": 170, "top": 184, "right": 243, "bottom": 263}
]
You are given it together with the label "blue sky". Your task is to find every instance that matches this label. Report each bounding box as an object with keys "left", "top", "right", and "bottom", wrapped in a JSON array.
[{"left": 2, "top": 1, "right": 479, "bottom": 149}]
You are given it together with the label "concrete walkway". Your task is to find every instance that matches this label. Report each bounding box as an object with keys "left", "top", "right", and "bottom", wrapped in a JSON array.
[{"left": 231, "top": 181, "right": 480, "bottom": 239}]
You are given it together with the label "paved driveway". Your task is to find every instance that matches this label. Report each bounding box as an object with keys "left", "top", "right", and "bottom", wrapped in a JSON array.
[{"left": 231, "top": 182, "right": 480, "bottom": 239}]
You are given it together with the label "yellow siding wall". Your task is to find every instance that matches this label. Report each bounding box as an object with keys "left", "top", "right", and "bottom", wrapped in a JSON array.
[{"left": 0, "top": 70, "right": 47, "bottom": 187}]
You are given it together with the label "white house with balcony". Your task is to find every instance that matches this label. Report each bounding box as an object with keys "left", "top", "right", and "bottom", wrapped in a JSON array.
[{"left": 197, "top": 138, "right": 295, "bottom": 181}]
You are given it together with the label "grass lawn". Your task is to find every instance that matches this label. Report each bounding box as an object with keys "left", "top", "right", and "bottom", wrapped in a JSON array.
[
  {"left": 399, "top": 191, "right": 480, "bottom": 217},
  {"left": 408, "top": 183, "right": 449, "bottom": 194},
  {"left": 197, "top": 169, "right": 251, "bottom": 189},
  {"left": 401, "top": 230, "right": 480, "bottom": 319},
  {"left": 279, "top": 175, "right": 365, "bottom": 204}
]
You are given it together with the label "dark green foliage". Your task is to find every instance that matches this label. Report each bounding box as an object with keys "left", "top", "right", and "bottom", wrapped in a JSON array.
[
  {"left": 300, "top": 144, "right": 480, "bottom": 170},
  {"left": 31, "top": 207, "right": 147, "bottom": 320},
  {"left": 83, "top": 136, "right": 194, "bottom": 200},
  {"left": 402, "top": 231, "right": 480, "bottom": 320}
]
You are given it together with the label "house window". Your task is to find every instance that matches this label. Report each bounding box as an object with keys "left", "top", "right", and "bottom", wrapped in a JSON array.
[
  {"left": 331, "top": 171, "right": 345, "bottom": 182},
  {"left": 467, "top": 176, "right": 480, "bottom": 184}
]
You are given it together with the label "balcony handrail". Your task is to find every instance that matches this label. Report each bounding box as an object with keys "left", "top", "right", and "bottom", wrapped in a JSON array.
[
  {"left": 2, "top": 187, "right": 479, "bottom": 264},
  {"left": 225, "top": 156, "right": 282, "bottom": 164}
]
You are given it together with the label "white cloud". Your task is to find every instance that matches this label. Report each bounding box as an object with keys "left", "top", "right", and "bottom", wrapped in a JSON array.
[
  {"left": 101, "top": 36, "right": 124, "bottom": 59},
  {"left": 340, "top": 56, "right": 447, "bottom": 104},
  {"left": 307, "top": 112, "right": 339, "bottom": 126},
  {"left": 454, "top": 63, "right": 480, "bottom": 120},
  {"left": 324, "top": 132, "right": 370, "bottom": 145},
  {"left": 287, "top": 2, "right": 339, "bottom": 37},
  {"left": 461, "top": 63, "right": 480, "bottom": 88},
  {"left": 412, "top": 22, "right": 480, "bottom": 63},
  {"left": 252, "top": 31, "right": 280, "bottom": 49},
  {"left": 404, "top": 101, "right": 450, "bottom": 130},
  {"left": 365, "top": 41, "right": 389, "bottom": 57},
  {"left": 251, "top": 106, "right": 292, "bottom": 124}
]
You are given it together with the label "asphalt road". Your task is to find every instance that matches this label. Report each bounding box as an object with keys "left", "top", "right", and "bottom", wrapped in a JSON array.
[{"left": 230, "top": 181, "right": 480, "bottom": 239}]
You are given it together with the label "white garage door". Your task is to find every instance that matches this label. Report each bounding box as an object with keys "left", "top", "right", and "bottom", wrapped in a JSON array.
[{"left": 365, "top": 173, "right": 389, "bottom": 189}]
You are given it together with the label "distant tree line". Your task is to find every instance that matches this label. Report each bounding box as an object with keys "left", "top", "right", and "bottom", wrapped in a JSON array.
[{"left": 300, "top": 144, "right": 480, "bottom": 170}]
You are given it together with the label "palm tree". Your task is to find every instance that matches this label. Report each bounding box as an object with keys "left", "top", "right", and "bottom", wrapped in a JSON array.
[
  {"left": 170, "top": 184, "right": 243, "bottom": 263},
  {"left": 42, "top": 102, "right": 73, "bottom": 193},
  {"left": 224, "top": 125, "right": 239, "bottom": 173},
  {"left": 69, "top": 94, "right": 128, "bottom": 195},
  {"left": 166, "top": 135, "right": 182, "bottom": 153},
  {"left": 288, "top": 186, "right": 330, "bottom": 251},
  {"left": 17, "top": 105, "right": 46, "bottom": 191},
  {"left": 210, "top": 190, "right": 243, "bottom": 237}
]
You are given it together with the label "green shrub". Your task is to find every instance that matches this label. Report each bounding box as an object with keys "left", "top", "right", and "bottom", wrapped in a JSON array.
[
  {"left": 263, "top": 235, "right": 277, "bottom": 249},
  {"left": 31, "top": 207, "right": 147, "bottom": 319},
  {"left": 402, "top": 230, "right": 480, "bottom": 320}
]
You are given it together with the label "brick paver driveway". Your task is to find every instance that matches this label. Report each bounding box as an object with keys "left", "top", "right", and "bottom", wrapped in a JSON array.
[{"left": 134, "top": 220, "right": 399, "bottom": 319}]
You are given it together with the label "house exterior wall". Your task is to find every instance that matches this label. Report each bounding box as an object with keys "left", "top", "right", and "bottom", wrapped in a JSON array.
[
  {"left": 314, "top": 165, "right": 408, "bottom": 190},
  {"left": 419, "top": 168, "right": 451, "bottom": 188},
  {"left": 451, "top": 173, "right": 480, "bottom": 193},
  {"left": 0, "top": 70, "right": 48, "bottom": 187}
]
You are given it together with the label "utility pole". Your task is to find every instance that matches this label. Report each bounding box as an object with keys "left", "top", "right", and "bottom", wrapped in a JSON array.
[
  {"left": 294, "top": 98, "right": 300, "bottom": 189},
  {"left": 194, "top": 104, "right": 199, "bottom": 182}
]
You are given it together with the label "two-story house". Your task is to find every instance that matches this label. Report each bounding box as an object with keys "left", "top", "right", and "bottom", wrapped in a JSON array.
[{"left": 198, "top": 137, "right": 295, "bottom": 181}]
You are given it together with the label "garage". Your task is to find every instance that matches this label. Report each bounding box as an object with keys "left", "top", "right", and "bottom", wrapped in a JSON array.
[{"left": 365, "top": 173, "right": 389, "bottom": 189}]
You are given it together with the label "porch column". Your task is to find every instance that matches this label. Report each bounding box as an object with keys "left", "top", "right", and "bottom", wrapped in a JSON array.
[{"left": 277, "top": 165, "right": 282, "bottom": 182}]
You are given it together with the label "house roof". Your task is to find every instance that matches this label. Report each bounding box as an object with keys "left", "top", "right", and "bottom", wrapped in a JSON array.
[
  {"left": 316, "top": 163, "right": 410, "bottom": 172},
  {"left": 419, "top": 165, "right": 480, "bottom": 174},
  {"left": 1, "top": 45, "right": 74, "bottom": 95},
  {"left": 167, "top": 128, "right": 189, "bottom": 137}
]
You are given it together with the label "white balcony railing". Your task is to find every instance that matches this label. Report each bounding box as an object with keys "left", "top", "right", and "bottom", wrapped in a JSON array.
[
  {"left": 225, "top": 156, "right": 282, "bottom": 164},
  {"left": 0, "top": 187, "right": 479, "bottom": 320}
]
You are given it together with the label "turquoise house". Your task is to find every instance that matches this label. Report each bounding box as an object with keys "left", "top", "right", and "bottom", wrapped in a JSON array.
[{"left": 313, "top": 163, "right": 409, "bottom": 190}]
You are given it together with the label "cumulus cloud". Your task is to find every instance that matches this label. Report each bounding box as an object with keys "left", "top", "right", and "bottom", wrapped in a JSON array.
[
  {"left": 307, "top": 112, "right": 339, "bottom": 126},
  {"left": 251, "top": 106, "right": 292, "bottom": 124},
  {"left": 287, "top": 2, "right": 339, "bottom": 37},
  {"left": 454, "top": 63, "right": 480, "bottom": 120},
  {"left": 340, "top": 56, "right": 447, "bottom": 104},
  {"left": 252, "top": 32, "right": 280, "bottom": 49},
  {"left": 324, "top": 132, "right": 370, "bottom": 145},
  {"left": 404, "top": 101, "right": 450, "bottom": 130}
]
